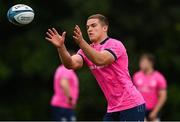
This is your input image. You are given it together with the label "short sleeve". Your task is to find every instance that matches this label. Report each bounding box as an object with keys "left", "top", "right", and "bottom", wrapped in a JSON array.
[
  {"left": 55, "top": 67, "right": 71, "bottom": 81},
  {"left": 157, "top": 73, "right": 167, "bottom": 90},
  {"left": 77, "top": 49, "right": 85, "bottom": 62},
  {"left": 104, "top": 39, "right": 125, "bottom": 60}
]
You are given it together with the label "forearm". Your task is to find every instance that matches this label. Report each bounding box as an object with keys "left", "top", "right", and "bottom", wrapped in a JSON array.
[
  {"left": 63, "top": 86, "right": 71, "bottom": 98},
  {"left": 73, "top": 25, "right": 112, "bottom": 65},
  {"left": 78, "top": 40, "right": 105, "bottom": 65},
  {"left": 153, "top": 93, "right": 167, "bottom": 113},
  {"left": 57, "top": 45, "right": 73, "bottom": 69},
  {"left": 60, "top": 79, "right": 71, "bottom": 98}
]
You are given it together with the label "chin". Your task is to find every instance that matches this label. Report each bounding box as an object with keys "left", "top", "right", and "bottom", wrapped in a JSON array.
[{"left": 89, "top": 37, "right": 96, "bottom": 42}]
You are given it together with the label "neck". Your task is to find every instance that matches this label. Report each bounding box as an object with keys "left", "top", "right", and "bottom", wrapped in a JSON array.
[
  {"left": 143, "top": 68, "right": 154, "bottom": 75},
  {"left": 93, "top": 34, "right": 108, "bottom": 44}
]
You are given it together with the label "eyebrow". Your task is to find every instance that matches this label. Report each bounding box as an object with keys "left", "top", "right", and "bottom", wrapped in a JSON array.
[{"left": 86, "top": 23, "right": 96, "bottom": 27}]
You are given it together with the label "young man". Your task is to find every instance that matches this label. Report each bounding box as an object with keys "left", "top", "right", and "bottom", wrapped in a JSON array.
[
  {"left": 133, "top": 53, "right": 167, "bottom": 121},
  {"left": 51, "top": 64, "right": 79, "bottom": 121},
  {"left": 46, "top": 14, "right": 145, "bottom": 121}
]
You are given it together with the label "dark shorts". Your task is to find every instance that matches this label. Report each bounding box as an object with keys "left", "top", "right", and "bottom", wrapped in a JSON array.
[
  {"left": 145, "top": 109, "right": 160, "bottom": 121},
  {"left": 103, "top": 104, "right": 145, "bottom": 121},
  {"left": 51, "top": 106, "right": 76, "bottom": 121}
]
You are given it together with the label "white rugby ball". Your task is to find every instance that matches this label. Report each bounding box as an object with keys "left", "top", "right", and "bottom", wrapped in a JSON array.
[{"left": 7, "top": 4, "right": 34, "bottom": 25}]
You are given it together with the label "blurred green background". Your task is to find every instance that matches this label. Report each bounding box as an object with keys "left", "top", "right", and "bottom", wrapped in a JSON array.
[{"left": 0, "top": 0, "right": 180, "bottom": 120}]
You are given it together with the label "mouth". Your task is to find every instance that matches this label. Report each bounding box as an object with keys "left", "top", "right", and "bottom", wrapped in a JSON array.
[{"left": 89, "top": 33, "right": 94, "bottom": 37}]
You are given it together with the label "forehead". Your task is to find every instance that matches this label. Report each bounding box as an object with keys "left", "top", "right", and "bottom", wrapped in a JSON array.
[
  {"left": 140, "top": 57, "right": 150, "bottom": 62},
  {"left": 86, "top": 18, "right": 100, "bottom": 26}
]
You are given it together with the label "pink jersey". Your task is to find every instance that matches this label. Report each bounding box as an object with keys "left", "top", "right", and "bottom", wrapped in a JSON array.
[
  {"left": 133, "top": 71, "right": 167, "bottom": 110},
  {"left": 78, "top": 37, "right": 145, "bottom": 113},
  {"left": 51, "top": 65, "right": 79, "bottom": 109}
]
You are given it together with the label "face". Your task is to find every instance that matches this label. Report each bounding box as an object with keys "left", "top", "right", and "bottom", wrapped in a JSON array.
[
  {"left": 86, "top": 18, "right": 108, "bottom": 42},
  {"left": 139, "top": 57, "right": 153, "bottom": 72}
]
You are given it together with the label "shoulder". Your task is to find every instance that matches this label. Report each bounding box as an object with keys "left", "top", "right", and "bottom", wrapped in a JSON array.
[
  {"left": 57, "top": 65, "right": 73, "bottom": 73},
  {"left": 154, "top": 71, "right": 167, "bottom": 87},
  {"left": 154, "top": 70, "right": 164, "bottom": 76},
  {"left": 154, "top": 71, "right": 166, "bottom": 79},
  {"left": 107, "top": 38, "right": 123, "bottom": 45},
  {"left": 107, "top": 38, "right": 126, "bottom": 49},
  {"left": 54, "top": 65, "right": 64, "bottom": 78},
  {"left": 56, "top": 65, "right": 63, "bottom": 72}
]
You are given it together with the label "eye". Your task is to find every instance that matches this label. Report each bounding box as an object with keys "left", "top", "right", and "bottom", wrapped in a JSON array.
[
  {"left": 86, "top": 26, "right": 89, "bottom": 30},
  {"left": 92, "top": 24, "right": 97, "bottom": 27}
]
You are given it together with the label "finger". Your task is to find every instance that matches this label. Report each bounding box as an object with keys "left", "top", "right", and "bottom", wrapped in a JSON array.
[
  {"left": 73, "top": 35, "right": 78, "bottom": 40},
  {"left": 76, "top": 25, "right": 82, "bottom": 33},
  {"left": 46, "top": 32, "right": 52, "bottom": 38},
  {"left": 76, "top": 25, "right": 81, "bottom": 30},
  {"left": 62, "top": 31, "right": 66, "bottom": 38},
  {"left": 48, "top": 29, "right": 54, "bottom": 35},
  {"left": 73, "top": 30, "right": 79, "bottom": 37},
  {"left": 45, "top": 37, "right": 52, "bottom": 42},
  {"left": 74, "top": 25, "right": 80, "bottom": 34},
  {"left": 52, "top": 28, "right": 58, "bottom": 35}
]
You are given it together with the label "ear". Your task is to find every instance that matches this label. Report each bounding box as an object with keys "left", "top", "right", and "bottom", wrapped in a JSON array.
[{"left": 103, "top": 25, "right": 108, "bottom": 32}]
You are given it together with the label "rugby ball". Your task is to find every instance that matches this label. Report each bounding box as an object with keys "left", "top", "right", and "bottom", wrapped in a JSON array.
[{"left": 7, "top": 4, "right": 34, "bottom": 25}]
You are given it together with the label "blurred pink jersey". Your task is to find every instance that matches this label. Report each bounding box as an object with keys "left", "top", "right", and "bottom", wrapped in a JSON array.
[
  {"left": 51, "top": 65, "right": 79, "bottom": 109},
  {"left": 133, "top": 71, "right": 167, "bottom": 110},
  {"left": 78, "top": 37, "right": 145, "bottom": 113}
]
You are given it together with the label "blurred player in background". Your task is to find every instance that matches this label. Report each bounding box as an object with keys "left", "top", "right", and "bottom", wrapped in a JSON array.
[
  {"left": 50, "top": 58, "right": 79, "bottom": 121},
  {"left": 133, "top": 53, "right": 167, "bottom": 121},
  {"left": 46, "top": 14, "right": 145, "bottom": 121}
]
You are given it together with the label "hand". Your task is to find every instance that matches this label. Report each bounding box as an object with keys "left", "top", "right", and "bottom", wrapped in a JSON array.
[
  {"left": 73, "top": 25, "right": 84, "bottom": 45},
  {"left": 45, "top": 28, "right": 66, "bottom": 48},
  {"left": 67, "top": 97, "right": 73, "bottom": 106},
  {"left": 149, "top": 111, "right": 158, "bottom": 121}
]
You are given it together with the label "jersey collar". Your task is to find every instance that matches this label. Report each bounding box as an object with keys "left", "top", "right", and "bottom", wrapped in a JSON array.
[{"left": 100, "top": 37, "right": 110, "bottom": 45}]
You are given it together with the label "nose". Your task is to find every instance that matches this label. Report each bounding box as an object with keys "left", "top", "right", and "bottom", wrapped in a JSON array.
[{"left": 87, "top": 26, "right": 92, "bottom": 33}]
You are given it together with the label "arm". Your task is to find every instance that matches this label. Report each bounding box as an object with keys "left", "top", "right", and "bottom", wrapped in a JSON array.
[
  {"left": 149, "top": 89, "right": 167, "bottom": 120},
  {"left": 60, "top": 78, "right": 72, "bottom": 105},
  {"left": 73, "top": 25, "right": 114, "bottom": 66},
  {"left": 45, "top": 28, "right": 83, "bottom": 69},
  {"left": 57, "top": 45, "right": 83, "bottom": 69}
]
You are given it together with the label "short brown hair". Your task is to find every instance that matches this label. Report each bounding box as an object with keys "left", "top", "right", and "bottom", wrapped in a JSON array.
[{"left": 88, "top": 14, "right": 109, "bottom": 26}]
